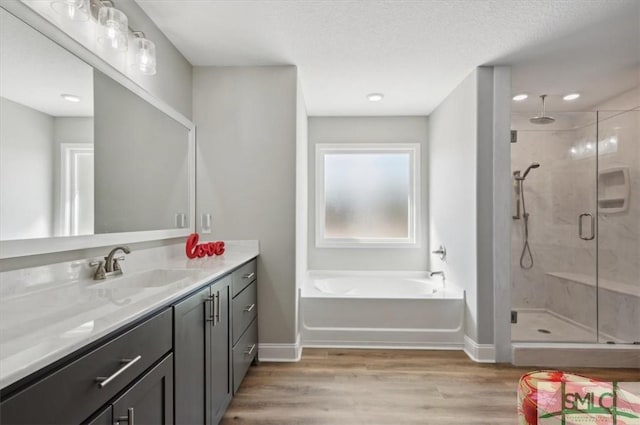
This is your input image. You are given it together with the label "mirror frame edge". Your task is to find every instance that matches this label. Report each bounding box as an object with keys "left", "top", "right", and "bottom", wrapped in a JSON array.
[{"left": 0, "top": 1, "right": 196, "bottom": 260}]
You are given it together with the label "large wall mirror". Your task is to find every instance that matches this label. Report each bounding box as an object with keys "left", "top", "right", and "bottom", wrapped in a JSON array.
[{"left": 0, "top": 6, "right": 195, "bottom": 258}]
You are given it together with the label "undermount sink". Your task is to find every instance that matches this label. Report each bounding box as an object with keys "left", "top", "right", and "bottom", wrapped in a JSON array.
[{"left": 90, "top": 268, "right": 209, "bottom": 290}]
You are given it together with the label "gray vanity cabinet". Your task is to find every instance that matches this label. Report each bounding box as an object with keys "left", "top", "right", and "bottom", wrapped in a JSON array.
[
  {"left": 85, "top": 354, "right": 174, "bottom": 425},
  {"left": 173, "top": 275, "right": 232, "bottom": 425},
  {"left": 231, "top": 259, "right": 258, "bottom": 394},
  {"left": 0, "top": 310, "right": 172, "bottom": 425},
  {"left": 111, "top": 354, "right": 174, "bottom": 425}
]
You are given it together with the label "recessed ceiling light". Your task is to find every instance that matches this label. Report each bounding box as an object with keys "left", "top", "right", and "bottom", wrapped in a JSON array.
[
  {"left": 512, "top": 93, "right": 528, "bottom": 101},
  {"left": 61, "top": 94, "right": 81, "bottom": 103},
  {"left": 367, "top": 93, "right": 384, "bottom": 102},
  {"left": 563, "top": 93, "right": 580, "bottom": 101}
]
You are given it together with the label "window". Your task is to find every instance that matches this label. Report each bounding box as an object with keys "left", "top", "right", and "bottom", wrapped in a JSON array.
[{"left": 316, "top": 143, "right": 419, "bottom": 247}]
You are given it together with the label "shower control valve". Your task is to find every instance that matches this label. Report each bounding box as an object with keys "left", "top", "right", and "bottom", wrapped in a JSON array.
[{"left": 432, "top": 245, "right": 447, "bottom": 260}]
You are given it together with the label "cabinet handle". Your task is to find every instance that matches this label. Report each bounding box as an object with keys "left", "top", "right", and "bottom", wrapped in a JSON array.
[
  {"left": 243, "top": 272, "right": 255, "bottom": 280},
  {"left": 243, "top": 303, "right": 256, "bottom": 313},
  {"left": 117, "top": 407, "right": 134, "bottom": 425},
  {"left": 215, "top": 291, "right": 221, "bottom": 324},
  {"left": 205, "top": 295, "right": 215, "bottom": 322},
  {"left": 244, "top": 344, "right": 256, "bottom": 356},
  {"left": 95, "top": 356, "right": 142, "bottom": 388}
]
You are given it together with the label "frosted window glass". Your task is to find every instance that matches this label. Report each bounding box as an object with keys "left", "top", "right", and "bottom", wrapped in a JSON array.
[{"left": 324, "top": 153, "right": 410, "bottom": 239}]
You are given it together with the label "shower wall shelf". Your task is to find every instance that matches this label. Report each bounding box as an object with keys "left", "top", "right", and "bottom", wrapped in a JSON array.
[{"left": 597, "top": 166, "right": 630, "bottom": 213}]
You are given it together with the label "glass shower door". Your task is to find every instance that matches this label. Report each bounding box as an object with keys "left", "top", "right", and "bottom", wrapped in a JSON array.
[
  {"left": 596, "top": 109, "right": 640, "bottom": 344},
  {"left": 510, "top": 112, "right": 599, "bottom": 342}
]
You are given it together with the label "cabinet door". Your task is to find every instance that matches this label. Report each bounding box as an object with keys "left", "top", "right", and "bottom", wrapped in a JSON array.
[
  {"left": 210, "top": 278, "right": 231, "bottom": 424},
  {"left": 83, "top": 406, "right": 112, "bottom": 425},
  {"left": 173, "top": 285, "right": 211, "bottom": 425},
  {"left": 112, "top": 354, "right": 173, "bottom": 425}
]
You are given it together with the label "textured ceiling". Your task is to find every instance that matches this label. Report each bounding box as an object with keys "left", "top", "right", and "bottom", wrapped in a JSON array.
[{"left": 136, "top": 0, "right": 640, "bottom": 116}]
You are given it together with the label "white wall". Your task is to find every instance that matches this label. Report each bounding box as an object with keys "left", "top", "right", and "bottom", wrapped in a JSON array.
[
  {"left": 0, "top": 97, "right": 54, "bottom": 240},
  {"left": 193, "top": 66, "right": 298, "bottom": 346},
  {"left": 428, "top": 67, "right": 503, "bottom": 348},
  {"left": 295, "top": 79, "right": 308, "bottom": 341},
  {"left": 52, "top": 117, "right": 94, "bottom": 236},
  {"left": 307, "top": 116, "right": 429, "bottom": 271},
  {"left": 429, "top": 72, "right": 479, "bottom": 341}
]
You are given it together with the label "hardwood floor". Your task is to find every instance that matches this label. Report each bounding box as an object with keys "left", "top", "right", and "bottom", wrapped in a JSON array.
[{"left": 222, "top": 348, "right": 640, "bottom": 425}]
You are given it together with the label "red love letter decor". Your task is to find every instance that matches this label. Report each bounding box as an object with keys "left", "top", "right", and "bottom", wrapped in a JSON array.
[{"left": 185, "top": 233, "right": 226, "bottom": 259}]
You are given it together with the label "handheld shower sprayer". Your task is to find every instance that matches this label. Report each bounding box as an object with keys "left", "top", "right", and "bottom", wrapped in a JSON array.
[
  {"left": 514, "top": 162, "right": 540, "bottom": 269},
  {"left": 516, "top": 162, "right": 540, "bottom": 180}
]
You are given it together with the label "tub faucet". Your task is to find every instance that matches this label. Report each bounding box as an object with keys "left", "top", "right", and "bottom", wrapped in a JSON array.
[{"left": 429, "top": 270, "right": 445, "bottom": 284}]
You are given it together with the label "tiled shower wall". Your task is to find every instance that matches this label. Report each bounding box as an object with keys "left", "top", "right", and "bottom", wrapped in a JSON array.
[{"left": 511, "top": 87, "right": 639, "bottom": 339}]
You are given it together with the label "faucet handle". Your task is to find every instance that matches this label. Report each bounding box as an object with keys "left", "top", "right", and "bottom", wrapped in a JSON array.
[
  {"left": 113, "top": 256, "right": 125, "bottom": 272},
  {"left": 90, "top": 260, "right": 107, "bottom": 280}
]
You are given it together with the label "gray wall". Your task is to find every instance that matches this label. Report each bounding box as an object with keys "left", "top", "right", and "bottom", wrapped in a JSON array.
[
  {"left": 114, "top": 1, "right": 193, "bottom": 119},
  {"left": 193, "top": 66, "right": 298, "bottom": 345},
  {"left": 307, "top": 116, "right": 429, "bottom": 271},
  {"left": 93, "top": 70, "right": 190, "bottom": 234},
  {"left": 0, "top": 97, "right": 54, "bottom": 240}
]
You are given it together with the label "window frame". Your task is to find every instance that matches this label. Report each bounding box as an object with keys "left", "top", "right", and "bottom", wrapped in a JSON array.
[{"left": 315, "top": 143, "right": 420, "bottom": 248}]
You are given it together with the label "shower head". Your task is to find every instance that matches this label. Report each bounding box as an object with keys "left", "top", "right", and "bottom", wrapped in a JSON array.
[
  {"left": 529, "top": 95, "right": 555, "bottom": 125},
  {"left": 521, "top": 162, "right": 540, "bottom": 179}
]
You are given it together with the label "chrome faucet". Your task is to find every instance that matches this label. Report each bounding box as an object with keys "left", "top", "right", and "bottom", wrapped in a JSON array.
[
  {"left": 429, "top": 270, "right": 445, "bottom": 284},
  {"left": 90, "top": 246, "right": 131, "bottom": 280}
]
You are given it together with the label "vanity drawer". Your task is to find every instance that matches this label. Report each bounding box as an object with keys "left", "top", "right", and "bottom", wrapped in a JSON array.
[
  {"left": 232, "top": 319, "right": 258, "bottom": 394},
  {"left": 232, "top": 259, "right": 257, "bottom": 297},
  {"left": 0, "top": 309, "right": 172, "bottom": 425},
  {"left": 232, "top": 281, "right": 257, "bottom": 344}
]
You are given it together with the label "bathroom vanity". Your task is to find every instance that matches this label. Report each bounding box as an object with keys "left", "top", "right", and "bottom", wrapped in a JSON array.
[{"left": 0, "top": 255, "right": 259, "bottom": 425}]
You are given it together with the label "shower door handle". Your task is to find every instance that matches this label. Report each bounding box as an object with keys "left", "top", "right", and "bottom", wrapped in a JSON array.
[{"left": 578, "top": 213, "right": 595, "bottom": 240}]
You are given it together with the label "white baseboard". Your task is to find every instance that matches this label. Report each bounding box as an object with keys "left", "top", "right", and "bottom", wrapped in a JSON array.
[
  {"left": 464, "top": 335, "right": 496, "bottom": 363},
  {"left": 302, "top": 341, "right": 463, "bottom": 350},
  {"left": 258, "top": 336, "right": 302, "bottom": 362}
]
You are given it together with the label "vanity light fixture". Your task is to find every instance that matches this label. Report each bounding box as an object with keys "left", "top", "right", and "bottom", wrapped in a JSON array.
[
  {"left": 96, "top": 2, "right": 128, "bottom": 51},
  {"left": 51, "top": 0, "right": 90, "bottom": 21},
  {"left": 512, "top": 93, "right": 528, "bottom": 101},
  {"left": 367, "top": 93, "right": 384, "bottom": 102},
  {"left": 131, "top": 32, "right": 157, "bottom": 75},
  {"left": 61, "top": 93, "right": 81, "bottom": 102},
  {"left": 563, "top": 93, "right": 580, "bottom": 101}
]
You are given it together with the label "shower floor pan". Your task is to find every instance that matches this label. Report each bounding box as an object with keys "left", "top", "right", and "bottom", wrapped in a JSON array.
[{"left": 511, "top": 309, "right": 618, "bottom": 343}]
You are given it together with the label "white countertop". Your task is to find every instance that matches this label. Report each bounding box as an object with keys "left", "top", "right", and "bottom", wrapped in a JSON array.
[{"left": 0, "top": 243, "right": 259, "bottom": 390}]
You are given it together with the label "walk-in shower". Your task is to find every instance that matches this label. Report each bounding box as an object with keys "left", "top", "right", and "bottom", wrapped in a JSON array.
[
  {"left": 510, "top": 90, "right": 639, "bottom": 347},
  {"left": 513, "top": 163, "right": 540, "bottom": 269}
]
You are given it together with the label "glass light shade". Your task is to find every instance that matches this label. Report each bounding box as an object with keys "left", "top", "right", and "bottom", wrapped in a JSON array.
[
  {"left": 132, "top": 37, "right": 157, "bottom": 75},
  {"left": 97, "top": 6, "right": 128, "bottom": 51},
  {"left": 51, "top": 0, "right": 89, "bottom": 22}
]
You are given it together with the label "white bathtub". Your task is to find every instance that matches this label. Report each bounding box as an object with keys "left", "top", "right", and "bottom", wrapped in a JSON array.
[{"left": 300, "top": 272, "right": 465, "bottom": 349}]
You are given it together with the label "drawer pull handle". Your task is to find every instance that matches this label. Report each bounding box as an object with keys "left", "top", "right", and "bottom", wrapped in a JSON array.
[
  {"left": 205, "top": 295, "right": 215, "bottom": 322},
  {"left": 244, "top": 344, "right": 256, "bottom": 356},
  {"left": 117, "top": 407, "right": 135, "bottom": 425},
  {"left": 96, "top": 355, "right": 142, "bottom": 388},
  {"left": 243, "top": 272, "right": 255, "bottom": 280},
  {"left": 243, "top": 303, "right": 256, "bottom": 313}
]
